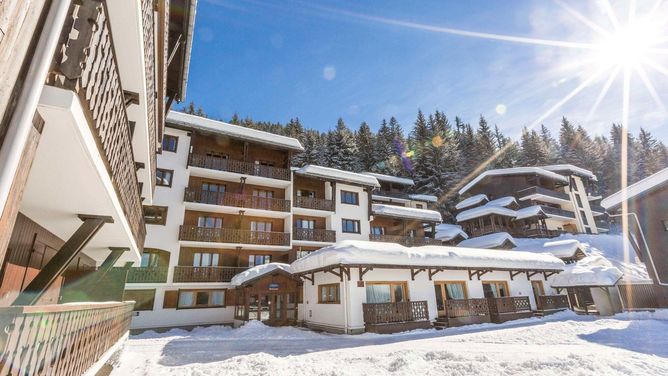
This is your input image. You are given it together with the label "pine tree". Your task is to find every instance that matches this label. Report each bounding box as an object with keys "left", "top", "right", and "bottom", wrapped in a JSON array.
[
  {"left": 558, "top": 117, "right": 578, "bottom": 163},
  {"left": 299, "top": 130, "right": 325, "bottom": 166},
  {"left": 410, "top": 110, "right": 434, "bottom": 193},
  {"left": 636, "top": 128, "right": 662, "bottom": 179},
  {"left": 388, "top": 117, "right": 409, "bottom": 176},
  {"left": 325, "top": 118, "right": 358, "bottom": 171},
  {"left": 474, "top": 115, "right": 496, "bottom": 168},
  {"left": 493, "top": 125, "right": 518, "bottom": 168},
  {"left": 356, "top": 122, "right": 377, "bottom": 171},
  {"left": 374, "top": 119, "right": 394, "bottom": 173},
  {"left": 519, "top": 128, "right": 547, "bottom": 166},
  {"left": 540, "top": 124, "right": 560, "bottom": 163}
]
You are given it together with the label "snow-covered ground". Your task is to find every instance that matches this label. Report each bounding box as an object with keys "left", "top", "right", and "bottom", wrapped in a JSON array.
[{"left": 112, "top": 310, "right": 668, "bottom": 375}]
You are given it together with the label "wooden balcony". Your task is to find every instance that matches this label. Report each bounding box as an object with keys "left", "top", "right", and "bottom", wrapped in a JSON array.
[
  {"left": 444, "top": 298, "right": 491, "bottom": 326},
  {"left": 293, "top": 196, "right": 335, "bottom": 211},
  {"left": 0, "top": 302, "right": 133, "bottom": 375},
  {"left": 184, "top": 188, "right": 291, "bottom": 212},
  {"left": 173, "top": 266, "right": 248, "bottom": 283},
  {"left": 48, "top": 0, "right": 145, "bottom": 249},
  {"left": 487, "top": 296, "right": 533, "bottom": 323},
  {"left": 536, "top": 295, "right": 570, "bottom": 312},
  {"left": 368, "top": 234, "right": 442, "bottom": 247},
  {"left": 511, "top": 228, "right": 567, "bottom": 238},
  {"left": 125, "top": 267, "right": 169, "bottom": 283},
  {"left": 518, "top": 186, "right": 570, "bottom": 202},
  {"left": 179, "top": 226, "right": 291, "bottom": 246},
  {"left": 188, "top": 153, "right": 291, "bottom": 181},
  {"left": 362, "top": 301, "right": 431, "bottom": 333},
  {"left": 293, "top": 228, "right": 336, "bottom": 243}
]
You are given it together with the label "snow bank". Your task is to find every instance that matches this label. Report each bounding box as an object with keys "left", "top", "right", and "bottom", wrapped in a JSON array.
[
  {"left": 230, "top": 263, "right": 293, "bottom": 286},
  {"left": 360, "top": 172, "right": 414, "bottom": 186},
  {"left": 551, "top": 255, "right": 623, "bottom": 287},
  {"left": 457, "top": 232, "right": 516, "bottom": 249},
  {"left": 372, "top": 204, "right": 442, "bottom": 222},
  {"left": 167, "top": 111, "right": 304, "bottom": 151},
  {"left": 455, "top": 194, "right": 488, "bottom": 210},
  {"left": 434, "top": 224, "right": 468, "bottom": 241},
  {"left": 296, "top": 165, "right": 380, "bottom": 187},
  {"left": 456, "top": 205, "right": 516, "bottom": 222},
  {"left": 459, "top": 167, "right": 568, "bottom": 195},
  {"left": 290, "top": 240, "right": 564, "bottom": 273}
]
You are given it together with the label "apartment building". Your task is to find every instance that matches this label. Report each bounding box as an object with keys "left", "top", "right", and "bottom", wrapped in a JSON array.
[
  {"left": 454, "top": 165, "right": 606, "bottom": 241},
  {"left": 0, "top": 0, "right": 196, "bottom": 374},
  {"left": 126, "top": 112, "right": 442, "bottom": 330}
]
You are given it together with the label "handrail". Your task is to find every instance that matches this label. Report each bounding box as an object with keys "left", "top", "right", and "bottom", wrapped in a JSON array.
[
  {"left": 293, "top": 196, "right": 335, "bottom": 211},
  {"left": 179, "top": 226, "right": 291, "bottom": 246},
  {"left": 188, "top": 153, "right": 291, "bottom": 181},
  {"left": 185, "top": 188, "right": 291, "bottom": 212},
  {"left": 293, "top": 228, "right": 336, "bottom": 242}
]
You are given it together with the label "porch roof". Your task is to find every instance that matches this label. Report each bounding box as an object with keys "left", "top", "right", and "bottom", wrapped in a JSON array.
[
  {"left": 456, "top": 205, "right": 516, "bottom": 222},
  {"left": 230, "top": 263, "right": 293, "bottom": 286},
  {"left": 457, "top": 232, "right": 516, "bottom": 249},
  {"left": 434, "top": 224, "right": 469, "bottom": 242},
  {"left": 550, "top": 255, "right": 622, "bottom": 288}
]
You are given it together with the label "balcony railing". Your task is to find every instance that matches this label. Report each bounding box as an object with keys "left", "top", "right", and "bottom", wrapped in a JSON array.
[
  {"left": 362, "top": 301, "right": 429, "bottom": 325},
  {"left": 48, "top": 0, "right": 145, "bottom": 249},
  {"left": 369, "top": 234, "right": 442, "bottom": 247},
  {"left": 293, "top": 196, "right": 335, "bottom": 211},
  {"left": 0, "top": 302, "right": 134, "bottom": 375},
  {"left": 293, "top": 228, "right": 336, "bottom": 242},
  {"left": 173, "top": 266, "right": 249, "bottom": 283},
  {"left": 373, "top": 190, "right": 412, "bottom": 200},
  {"left": 540, "top": 206, "right": 576, "bottom": 219},
  {"left": 511, "top": 228, "right": 567, "bottom": 238},
  {"left": 537, "top": 295, "right": 570, "bottom": 311},
  {"left": 179, "top": 226, "right": 291, "bottom": 246},
  {"left": 125, "top": 266, "right": 169, "bottom": 283},
  {"left": 445, "top": 298, "right": 490, "bottom": 318},
  {"left": 141, "top": 0, "right": 158, "bottom": 191},
  {"left": 184, "top": 188, "right": 291, "bottom": 212},
  {"left": 518, "top": 186, "right": 570, "bottom": 202},
  {"left": 188, "top": 153, "right": 291, "bottom": 181}
]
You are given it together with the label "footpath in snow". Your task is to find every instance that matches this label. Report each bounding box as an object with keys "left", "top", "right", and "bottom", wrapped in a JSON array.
[{"left": 112, "top": 310, "right": 668, "bottom": 375}]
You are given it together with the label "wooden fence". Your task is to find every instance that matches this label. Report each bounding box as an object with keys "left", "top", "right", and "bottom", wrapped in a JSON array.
[
  {"left": 445, "top": 298, "right": 490, "bottom": 318},
  {"left": 617, "top": 284, "right": 658, "bottom": 310},
  {"left": 537, "top": 295, "right": 570, "bottom": 311},
  {"left": 362, "top": 301, "right": 429, "bottom": 325}
]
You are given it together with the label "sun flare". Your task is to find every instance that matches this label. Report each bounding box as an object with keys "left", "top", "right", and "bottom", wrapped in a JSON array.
[{"left": 593, "top": 17, "right": 665, "bottom": 68}]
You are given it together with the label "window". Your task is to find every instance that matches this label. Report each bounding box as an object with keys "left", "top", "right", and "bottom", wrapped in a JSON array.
[
  {"left": 193, "top": 252, "right": 220, "bottom": 267},
  {"left": 295, "top": 219, "right": 315, "bottom": 229},
  {"left": 177, "top": 289, "right": 226, "bottom": 309},
  {"left": 318, "top": 283, "right": 340, "bottom": 304},
  {"left": 248, "top": 255, "right": 271, "bottom": 266},
  {"left": 251, "top": 221, "right": 272, "bottom": 232},
  {"left": 202, "top": 182, "right": 225, "bottom": 193},
  {"left": 140, "top": 252, "right": 161, "bottom": 267},
  {"left": 162, "top": 135, "right": 178, "bottom": 152},
  {"left": 371, "top": 226, "right": 385, "bottom": 235},
  {"left": 123, "top": 289, "right": 155, "bottom": 311},
  {"left": 156, "top": 168, "right": 174, "bottom": 187},
  {"left": 415, "top": 204, "right": 424, "bottom": 209},
  {"left": 297, "top": 189, "right": 316, "bottom": 198},
  {"left": 340, "top": 190, "right": 359, "bottom": 205},
  {"left": 482, "top": 281, "right": 510, "bottom": 298},
  {"left": 143, "top": 206, "right": 168, "bottom": 225},
  {"left": 342, "top": 219, "right": 360, "bottom": 233},
  {"left": 252, "top": 189, "right": 274, "bottom": 198},
  {"left": 366, "top": 282, "right": 408, "bottom": 303},
  {"left": 197, "top": 216, "right": 222, "bottom": 228}
]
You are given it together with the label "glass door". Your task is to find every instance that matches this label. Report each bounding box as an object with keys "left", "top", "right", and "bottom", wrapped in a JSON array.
[{"left": 531, "top": 281, "right": 545, "bottom": 309}]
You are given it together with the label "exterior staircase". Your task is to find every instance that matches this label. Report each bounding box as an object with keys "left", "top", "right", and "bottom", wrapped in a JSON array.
[{"left": 433, "top": 317, "right": 449, "bottom": 330}]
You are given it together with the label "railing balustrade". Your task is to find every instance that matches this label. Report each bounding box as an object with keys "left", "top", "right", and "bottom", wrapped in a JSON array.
[
  {"left": 173, "top": 266, "right": 249, "bottom": 283},
  {"left": 293, "top": 228, "right": 336, "bottom": 243},
  {"left": 184, "top": 188, "right": 291, "bottom": 212},
  {"left": 293, "top": 196, "right": 335, "bottom": 211},
  {"left": 445, "top": 298, "right": 490, "bottom": 318},
  {"left": 368, "top": 234, "right": 442, "bottom": 247},
  {"left": 517, "top": 186, "right": 570, "bottom": 202},
  {"left": 124, "top": 267, "right": 169, "bottom": 283},
  {"left": 179, "top": 226, "right": 291, "bottom": 246},
  {"left": 362, "top": 301, "right": 429, "bottom": 325},
  {"left": 188, "top": 154, "right": 291, "bottom": 181},
  {"left": 537, "top": 295, "right": 570, "bottom": 311}
]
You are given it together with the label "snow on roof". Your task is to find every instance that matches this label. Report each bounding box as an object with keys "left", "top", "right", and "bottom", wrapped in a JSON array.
[
  {"left": 459, "top": 167, "right": 568, "bottom": 195},
  {"left": 455, "top": 194, "right": 489, "bottom": 210},
  {"left": 457, "top": 232, "right": 517, "bottom": 249},
  {"left": 230, "top": 263, "right": 293, "bottom": 286},
  {"left": 290, "top": 240, "right": 564, "bottom": 273},
  {"left": 372, "top": 204, "right": 442, "bottom": 222},
  {"left": 486, "top": 196, "right": 518, "bottom": 208},
  {"left": 361, "top": 172, "right": 414, "bottom": 186},
  {"left": 515, "top": 239, "right": 585, "bottom": 258},
  {"left": 456, "top": 205, "right": 516, "bottom": 222},
  {"left": 550, "top": 256, "right": 623, "bottom": 287},
  {"left": 295, "top": 165, "right": 380, "bottom": 187},
  {"left": 408, "top": 194, "right": 438, "bottom": 203},
  {"left": 601, "top": 167, "right": 668, "bottom": 209},
  {"left": 167, "top": 111, "right": 304, "bottom": 152},
  {"left": 514, "top": 206, "right": 544, "bottom": 220},
  {"left": 513, "top": 234, "right": 651, "bottom": 283},
  {"left": 541, "top": 164, "right": 598, "bottom": 181},
  {"left": 434, "top": 224, "right": 469, "bottom": 241}
]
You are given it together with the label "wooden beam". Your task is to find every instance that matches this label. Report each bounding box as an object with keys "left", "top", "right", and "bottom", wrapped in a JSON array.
[
  {"left": 477, "top": 270, "right": 491, "bottom": 280},
  {"left": 300, "top": 273, "right": 314, "bottom": 284},
  {"left": 543, "top": 271, "right": 557, "bottom": 279},
  {"left": 526, "top": 271, "right": 540, "bottom": 280},
  {"left": 410, "top": 268, "right": 426, "bottom": 281},
  {"left": 468, "top": 269, "right": 476, "bottom": 281},
  {"left": 340, "top": 266, "right": 350, "bottom": 281},
  {"left": 13, "top": 215, "right": 112, "bottom": 306},
  {"left": 123, "top": 90, "right": 140, "bottom": 107},
  {"left": 509, "top": 270, "right": 523, "bottom": 281},
  {"left": 428, "top": 268, "right": 443, "bottom": 280},
  {"left": 358, "top": 266, "right": 372, "bottom": 281}
]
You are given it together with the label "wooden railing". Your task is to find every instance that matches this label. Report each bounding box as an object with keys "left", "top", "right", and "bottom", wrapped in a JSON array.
[
  {"left": 368, "top": 234, "right": 442, "bottom": 247},
  {"left": 511, "top": 228, "right": 567, "bottom": 238},
  {"left": 293, "top": 196, "right": 335, "bottom": 211},
  {"left": 125, "top": 266, "right": 169, "bottom": 283},
  {"left": 293, "top": 228, "right": 336, "bottom": 242},
  {"left": 184, "top": 188, "right": 291, "bottom": 212},
  {"left": 173, "top": 266, "right": 248, "bottom": 283},
  {"left": 0, "top": 302, "right": 134, "bottom": 375},
  {"left": 188, "top": 154, "right": 291, "bottom": 181},
  {"left": 179, "top": 226, "right": 291, "bottom": 246},
  {"left": 362, "top": 301, "right": 429, "bottom": 324},
  {"left": 445, "top": 298, "right": 490, "bottom": 318},
  {"left": 48, "top": 0, "right": 145, "bottom": 249},
  {"left": 537, "top": 295, "right": 570, "bottom": 311},
  {"left": 141, "top": 0, "right": 157, "bottom": 191},
  {"left": 488, "top": 296, "right": 532, "bottom": 314}
]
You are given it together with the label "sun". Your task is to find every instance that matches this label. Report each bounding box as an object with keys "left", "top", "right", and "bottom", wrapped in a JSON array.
[{"left": 593, "top": 17, "right": 665, "bottom": 68}]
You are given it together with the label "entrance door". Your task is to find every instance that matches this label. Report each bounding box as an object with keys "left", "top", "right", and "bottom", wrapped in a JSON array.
[
  {"left": 531, "top": 281, "right": 545, "bottom": 309},
  {"left": 434, "top": 282, "right": 467, "bottom": 317}
]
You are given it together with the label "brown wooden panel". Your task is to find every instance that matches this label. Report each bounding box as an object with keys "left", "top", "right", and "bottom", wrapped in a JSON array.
[
  {"left": 183, "top": 210, "right": 286, "bottom": 232},
  {"left": 163, "top": 290, "right": 178, "bottom": 308}
]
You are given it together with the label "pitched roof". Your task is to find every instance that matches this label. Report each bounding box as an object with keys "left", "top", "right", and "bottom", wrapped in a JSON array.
[
  {"left": 361, "top": 172, "right": 414, "bottom": 186},
  {"left": 372, "top": 204, "right": 442, "bottom": 222},
  {"left": 434, "top": 224, "right": 469, "bottom": 241},
  {"left": 459, "top": 167, "right": 568, "bottom": 195},
  {"left": 601, "top": 167, "right": 668, "bottom": 209},
  {"left": 541, "top": 164, "right": 598, "bottom": 181},
  {"left": 455, "top": 194, "right": 489, "bottom": 210},
  {"left": 295, "top": 165, "right": 380, "bottom": 187},
  {"left": 457, "top": 232, "right": 517, "bottom": 249},
  {"left": 230, "top": 263, "right": 293, "bottom": 286},
  {"left": 456, "top": 205, "right": 517, "bottom": 222}
]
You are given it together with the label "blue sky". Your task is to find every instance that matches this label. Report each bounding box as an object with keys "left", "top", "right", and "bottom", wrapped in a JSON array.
[{"left": 183, "top": 0, "right": 668, "bottom": 141}]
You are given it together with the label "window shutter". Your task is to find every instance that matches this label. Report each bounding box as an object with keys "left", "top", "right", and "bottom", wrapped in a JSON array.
[{"left": 163, "top": 290, "right": 178, "bottom": 308}]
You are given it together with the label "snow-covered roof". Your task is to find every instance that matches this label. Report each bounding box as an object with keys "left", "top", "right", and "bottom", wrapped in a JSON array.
[
  {"left": 230, "top": 263, "right": 293, "bottom": 286},
  {"left": 295, "top": 165, "right": 380, "bottom": 187},
  {"left": 456, "top": 205, "right": 516, "bottom": 222},
  {"left": 408, "top": 194, "right": 438, "bottom": 203},
  {"left": 167, "top": 111, "right": 304, "bottom": 152},
  {"left": 486, "top": 196, "right": 518, "bottom": 208},
  {"left": 459, "top": 167, "right": 568, "bottom": 195},
  {"left": 290, "top": 240, "right": 564, "bottom": 273},
  {"left": 541, "top": 164, "right": 598, "bottom": 181},
  {"left": 601, "top": 167, "right": 668, "bottom": 210},
  {"left": 361, "top": 172, "right": 414, "bottom": 186},
  {"left": 550, "top": 256, "right": 622, "bottom": 287},
  {"left": 434, "top": 224, "right": 469, "bottom": 241},
  {"left": 455, "top": 194, "right": 488, "bottom": 210},
  {"left": 514, "top": 206, "right": 544, "bottom": 220},
  {"left": 515, "top": 239, "right": 585, "bottom": 259},
  {"left": 372, "top": 204, "right": 442, "bottom": 222},
  {"left": 457, "top": 232, "right": 517, "bottom": 249}
]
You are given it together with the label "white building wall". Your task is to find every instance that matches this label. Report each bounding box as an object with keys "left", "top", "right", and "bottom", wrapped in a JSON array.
[{"left": 332, "top": 183, "right": 371, "bottom": 241}]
